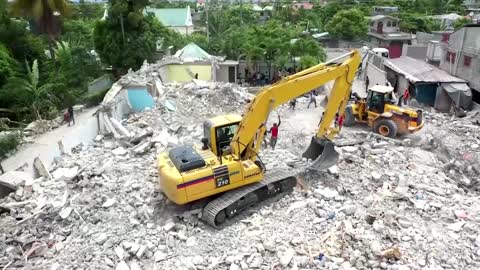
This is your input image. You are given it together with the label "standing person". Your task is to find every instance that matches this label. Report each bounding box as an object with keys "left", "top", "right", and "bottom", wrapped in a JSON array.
[
  {"left": 289, "top": 99, "right": 297, "bottom": 110},
  {"left": 338, "top": 114, "right": 345, "bottom": 130},
  {"left": 307, "top": 91, "right": 317, "bottom": 108},
  {"left": 403, "top": 88, "right": 410, "bottom": 105},
  {"left": 194, "top": 73, "right": 199, "bottom": 79},
  {"left": 267, "top": 115, "right": 281, "bottom": 150},
  {"left": 256, "top": 72, "right": 261, "bottom": 86},
  {"left": 67, "top": 105, "right": 75, "bottom": 126},
  {"left": 365, "top": 76, "right": 370, "bottom": 93}
]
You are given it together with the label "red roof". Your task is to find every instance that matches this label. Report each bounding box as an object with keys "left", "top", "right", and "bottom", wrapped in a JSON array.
[{"left": 197, "top": 0, "right": 205, "bottom": 3}]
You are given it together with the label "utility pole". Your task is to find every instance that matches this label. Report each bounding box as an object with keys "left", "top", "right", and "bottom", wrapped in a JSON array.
[{"left": 206, "top": 0, "right": 209, "bottom": 42}]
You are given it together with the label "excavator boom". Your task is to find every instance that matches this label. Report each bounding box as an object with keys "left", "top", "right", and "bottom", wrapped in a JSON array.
[{"left": 231, "top": 51, "right": 361, "bottom": 165}]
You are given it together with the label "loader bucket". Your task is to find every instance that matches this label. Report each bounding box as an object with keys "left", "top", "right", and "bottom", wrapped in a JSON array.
[{"left": 302, "top": 137, "right": 339, "bottom": 171}]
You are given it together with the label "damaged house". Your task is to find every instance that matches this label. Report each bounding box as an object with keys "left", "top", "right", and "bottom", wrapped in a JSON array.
[{"left": 383, "top": 56, "right": 472, "bottom": 112}]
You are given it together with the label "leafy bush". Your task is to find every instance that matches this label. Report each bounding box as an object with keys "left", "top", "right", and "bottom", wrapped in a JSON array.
[{"left": 0, "top": 131, "right": 21, "bottom": 159}]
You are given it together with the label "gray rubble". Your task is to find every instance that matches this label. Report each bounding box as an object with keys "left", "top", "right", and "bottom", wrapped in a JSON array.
[{"left": 1, "top": 77, "right": 480, "bottom": 270}]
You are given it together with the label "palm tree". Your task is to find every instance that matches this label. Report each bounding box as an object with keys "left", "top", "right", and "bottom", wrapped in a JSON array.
[
  {"left": 8, "top": 59, "right": 59, "bottom": 120},
  {"left": 11, "top": 0, "right": 70, "bottom": 58}
]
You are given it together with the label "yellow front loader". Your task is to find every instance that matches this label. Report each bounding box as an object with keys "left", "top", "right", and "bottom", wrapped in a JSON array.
[
  {"left": 157, "top": 51, "right": 361, "bottom": 227},
  {"left": 344, "top": 85, "right": 424, "bottom": 137}
]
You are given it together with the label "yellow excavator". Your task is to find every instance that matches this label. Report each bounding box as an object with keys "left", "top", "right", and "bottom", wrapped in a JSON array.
[{"left": 157, "top": 51, "right": 360, "bottom": 227}]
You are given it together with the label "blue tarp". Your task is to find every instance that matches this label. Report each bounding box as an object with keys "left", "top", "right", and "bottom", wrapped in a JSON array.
[{"left": 127, "top": 88, "right": 155, "bottom": 111}]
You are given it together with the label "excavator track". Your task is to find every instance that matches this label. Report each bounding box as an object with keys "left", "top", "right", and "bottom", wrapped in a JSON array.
[{"left": 202, "top": 170, "right": 297, "bottom": 228}]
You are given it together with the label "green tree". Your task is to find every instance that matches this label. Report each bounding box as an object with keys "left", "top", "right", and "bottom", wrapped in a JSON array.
[
  {"left": 187, "top": 33, "right": 209, "bottom": 51},
  {"left": 398, "top": 13, "right": 438, "bottom": 33},
  {"left": 6, "top": 59, "right": 61, "bottom": 120},
  {"left": 0, "top": 44, "right": 17, "bottom": 87},
  {"left": 93, "top": 0, "right": 166, "bottom": 75},
  {"left": 0, "top": 0, "right": 46, "bottom": 63},
  {"left": 11, "top": 0, "right": 71, "bottom": 57},
  {"left": 319, "top": 2, "right": 344, "bottom": 27},
  {"left": 291, "top": 37, "right": 326, "bottom": 61},
  {"left": 62, "top": 19, "right": 96, "bottom": 48},
  {"left": 325, "top": 9, "right": 368, "bottom": 41},
  {"left": 70, "top": 1, "right": 105, "bottom": 20},
  {"left": 201, "top": 6, "right": 258, "bottom": 40},
  {"left": 453, "top": 17, "right": 472, "bottom": 30},
  {"left": 299, "top": 55, "right": 318, "bottom": 70}
]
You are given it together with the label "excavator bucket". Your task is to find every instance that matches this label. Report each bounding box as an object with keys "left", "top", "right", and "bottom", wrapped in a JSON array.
[{"left": 302, "top": 137, "right": 339, "bottom": 171}]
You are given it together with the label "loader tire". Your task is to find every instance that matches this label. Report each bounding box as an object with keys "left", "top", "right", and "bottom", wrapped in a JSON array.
[
  {"left": 374, "top": 119, "right": 397, "bottom": 138},
  {"left": 343, "top": 106, "right": 355, "bottom": 127}
]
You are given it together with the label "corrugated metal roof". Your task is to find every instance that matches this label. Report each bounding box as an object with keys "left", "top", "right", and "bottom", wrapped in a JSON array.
[
  {"left": 384, "top": 57, "right": 466, "bottom": 83},
  {"left": 175, "top": 42, "right": 212, "bottom": 62}
]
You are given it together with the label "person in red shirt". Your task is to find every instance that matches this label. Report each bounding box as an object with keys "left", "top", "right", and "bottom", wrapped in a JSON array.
[
  {"left": 338, "top": 114, "right": 345, "bottom": 130},
  {"left": 403, "top": 88, "right": 410, "bottom": 105},
  {"left": 268, "top": 115, "right": 281, "bottom": 150}
]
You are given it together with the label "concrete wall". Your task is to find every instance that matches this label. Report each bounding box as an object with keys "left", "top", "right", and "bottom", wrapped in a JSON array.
[
  {"left": 216, "top": 66, "right": 229, "bottom": 83},
  {"left": 166, "top": 64, "right": 212, "bottom": 82},
  {"left": 439, "top": 27, "right": 480, "bottom": 91},
  {"left": 427, "top": 42, "right": 443, "bottom": 62},
  {"left": 216, "top": 65, "right": 237, "bottom": 83},
  {"left": 88, "top": 75, "right": 113, "bottom": 94},
  {"left": 464, "top": 27, "right": 480, "bottom": 54},
  {"left": 364, "top": 53, "right": 388, "bottom": 87},
  {"left": 402, "top": 45, "right": 428, "bottom": 60}
]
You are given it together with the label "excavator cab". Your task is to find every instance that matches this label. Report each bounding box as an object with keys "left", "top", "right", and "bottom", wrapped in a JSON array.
[{"left": 203, "top": 115, "right": 241, "bottom": 157}]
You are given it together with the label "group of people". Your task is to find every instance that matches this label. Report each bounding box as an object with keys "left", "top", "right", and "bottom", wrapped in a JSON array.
[{"left": 288, "top": 90, "right": 319, "bottom": 110}]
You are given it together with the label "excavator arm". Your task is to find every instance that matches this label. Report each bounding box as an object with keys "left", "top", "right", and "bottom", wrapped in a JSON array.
[{"left": 230, "top": 51, "right": 361, "bottom": 166}]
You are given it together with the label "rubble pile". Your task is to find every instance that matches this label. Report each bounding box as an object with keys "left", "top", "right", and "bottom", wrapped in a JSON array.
[
  {"left": 1, "top": 79, "right": 480, "bottom": 270},
  {"left": 23, "top": 119, "right": 62, "bottom": 136}
]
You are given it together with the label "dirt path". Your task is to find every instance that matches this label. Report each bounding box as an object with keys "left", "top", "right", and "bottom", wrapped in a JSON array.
[{"left": 2, "top": 107, "right": 99, "bottom": 175}]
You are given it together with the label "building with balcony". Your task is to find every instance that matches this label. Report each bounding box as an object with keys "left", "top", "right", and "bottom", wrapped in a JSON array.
[{"left": 367, "top": 15, "right": 412, "bottom": 58}]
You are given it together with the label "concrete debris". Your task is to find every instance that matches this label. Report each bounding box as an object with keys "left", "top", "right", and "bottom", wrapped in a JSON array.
[
  {"left": 278, "top": 247, "right": 295, "bottom": 266},
  {"left": 0, "top": 171, "right": 32, "bottom": 198},
  {"left": 112, "top": 147, "right": 128, "bottom": 156},
  {"left": 58, "top": 207, "right": 73, "bottom": 219},
  {"left": 24, "top": 119, "right": 62, "bottom": 136},
  {"left": 102, "top": 198, "right": 116, "bottom": 208},
  {"left": 33, "top": 157, "right": 51, "bottom": 178},
  {"left": 154, "top": 251, "right": 167, "bottom": 262},
  {"left": 52, "top": 166, "right": 79, "bottom": 181},
  {"left": 1, "top": 71, "right": 480, "bottom": 270},
  {"left": 116, "top": 261, "right": 130, "bottom": 270}
]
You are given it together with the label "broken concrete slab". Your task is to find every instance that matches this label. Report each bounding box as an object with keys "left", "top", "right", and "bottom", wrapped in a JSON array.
[
  {"left": 132, "top": 140, "right": 153, "bottom": 155},
  {"left": 112, "top": 147, "right": 128, "bottom": 156},
  {"left": 130, "top": 128, "right": 154, "bottom": 145},
  {"left": 52, "top": 167, "right": 79, "bottom": 182},
  {"left": 110, "top": 118, "right": 132, "bottom": 138},
  {"left": 0, "top": 170, "right": 35, "bottom": 198}
]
